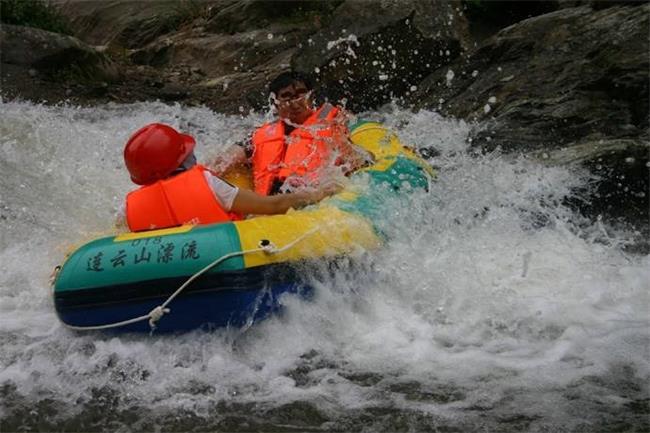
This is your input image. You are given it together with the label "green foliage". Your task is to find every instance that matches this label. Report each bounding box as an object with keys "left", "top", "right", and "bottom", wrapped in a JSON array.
[{"left": 0, "top": 0, "right": 73, "bottom": 35}]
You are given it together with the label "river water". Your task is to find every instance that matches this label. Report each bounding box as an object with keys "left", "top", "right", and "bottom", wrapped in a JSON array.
[{"left": 1, "top": 99, "right": 648, "bottom": 432}]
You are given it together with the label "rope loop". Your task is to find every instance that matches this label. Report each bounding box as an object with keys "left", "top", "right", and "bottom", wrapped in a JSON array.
[{"left": 148, "top": 306, "right": 171, "bottom": 329}]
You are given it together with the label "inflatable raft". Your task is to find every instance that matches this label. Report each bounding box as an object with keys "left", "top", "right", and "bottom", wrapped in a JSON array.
[{"left": 52, "top": 121, "right": 434, "bottom": 332}]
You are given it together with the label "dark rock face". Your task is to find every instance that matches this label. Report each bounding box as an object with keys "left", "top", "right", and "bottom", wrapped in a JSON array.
[
  {"left": 46, "top": 0, "right": 469, "bottom": 112},
  {"left": 0, "top": 24, "right": 118, "bottom": 81},
  {"left": 410, "top": 4, "right": 649, "bottom": 230},
  {"left": 54, "top": 0, "right": 212, "bottom": 48},
  {"left": 543, "top": 138, "right": 648, "bottom": 230},
  {"left": 292, "top": 0, "right": 470, "bottom": 112},
  {"left": 204, "top": 0, "right": 342, "bottom": 35},
  {"left": 129, "top": 21, "right": 316, "bottom": 111},
  {"left": 413, "top": 5, "right": 648, "bottom": 152},
  {"left": 81, "top": 0, "right": 468, "bottom": 112},
  {"left": 463, "top": 0, "right": 560, "bottom": 41}
]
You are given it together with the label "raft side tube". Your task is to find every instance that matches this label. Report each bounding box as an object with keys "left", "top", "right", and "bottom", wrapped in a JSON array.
[
  {"left": 54, "top": 262, "right": 310, "bottom": 332},
  {"left": 54, "top": 223, "right": 245, "bottom": 294}
]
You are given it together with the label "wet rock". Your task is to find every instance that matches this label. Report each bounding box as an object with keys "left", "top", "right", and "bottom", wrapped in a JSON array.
[
  {"left": 543, "top": 138, "right": 649, "bottom": 227},
  {"left": 51, "top": 0, "right": 471, "bottom": 113},
  {"left": 130, "top": 39, "right": 174, "bottom": 67},
  {"left": 463, "top": 0, "right": 559, "bottom": 42},
  {"left": 410, "top": 4, "right": 649, "bottom": 229},
  {"left": 85, "top": 81, "right": 110, "bottom": 97},
  {"left": 149, "top": 79, "right": 164, "bottom": 89},
  {"left": 123, "top": 21, "right": 307, "bottom": 111},
  {"left": 204, "top": 0, "right": 337, "bottom": 35},
  {"left": 158, "top": 83, "right": 189, "bottom": 101},
  {"left": 292, "top": 0, "right": 471, "bottom": 112},
  {"left": 0, "top": 24, "right": 119, "bottom": 82},
  {"left": 413, "top": 5, "right": 648, "bottom": 151},
  {"left": 57, "top": 0, "right": 221, "bottom": 48}
]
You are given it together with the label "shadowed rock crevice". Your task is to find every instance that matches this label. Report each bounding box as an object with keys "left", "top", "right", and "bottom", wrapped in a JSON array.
[{"left": 0, "top": 24, "right": 119, "bottom": 82}]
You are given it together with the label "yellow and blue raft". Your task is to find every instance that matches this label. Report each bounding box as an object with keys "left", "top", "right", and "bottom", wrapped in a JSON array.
[{"left": 52, "top": 121, "right": 435, "bottom": 332}]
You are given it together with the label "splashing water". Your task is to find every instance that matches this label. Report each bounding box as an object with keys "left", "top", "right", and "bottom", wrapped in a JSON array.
[{"left": 0, "top": 100, "right": 648, "bottom": 432}]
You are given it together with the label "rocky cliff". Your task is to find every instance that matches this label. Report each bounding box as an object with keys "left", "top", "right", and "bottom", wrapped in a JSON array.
[{"left": 411, "top": 3, "right": 649, "bottom": 229}]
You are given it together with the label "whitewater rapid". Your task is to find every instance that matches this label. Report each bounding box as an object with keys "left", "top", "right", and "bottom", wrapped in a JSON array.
[{"left": 1, "top": 100, "right": 648, "bottom": 432}]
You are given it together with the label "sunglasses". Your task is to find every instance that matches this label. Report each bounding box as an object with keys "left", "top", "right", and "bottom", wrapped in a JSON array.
[{"left": 275, "top": 89, "right": 312, "bottom": 106}]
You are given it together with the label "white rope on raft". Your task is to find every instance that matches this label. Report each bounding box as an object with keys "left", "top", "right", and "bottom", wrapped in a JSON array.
[{"left": 63, "top": 228, "right": 319, "bottom": 333}]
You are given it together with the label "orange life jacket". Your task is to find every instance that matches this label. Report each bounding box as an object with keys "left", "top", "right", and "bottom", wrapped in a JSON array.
[
  {"left": 125, "top": 165, "right": 237, "bottom": 232},
  {"left": 251, "top": 103, "right": 340, "bottom": 195}
]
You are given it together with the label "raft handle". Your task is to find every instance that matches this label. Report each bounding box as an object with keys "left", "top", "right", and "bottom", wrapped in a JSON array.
[
  {"left": 49, "top": 265, "right": 61, "bottom": 288},
  {"left": 258, "top": 239, "right": 278, "bottom": 253}
]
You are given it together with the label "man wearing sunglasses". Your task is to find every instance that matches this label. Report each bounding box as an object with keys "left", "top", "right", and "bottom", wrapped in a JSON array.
[{"left": 213, "top": 71, "right": 371, "bottom": 195}]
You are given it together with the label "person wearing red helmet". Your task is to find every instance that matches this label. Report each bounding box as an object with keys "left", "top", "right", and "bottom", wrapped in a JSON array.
[{"left": 122, "top": 123, "right": 340, "bottom": 232}]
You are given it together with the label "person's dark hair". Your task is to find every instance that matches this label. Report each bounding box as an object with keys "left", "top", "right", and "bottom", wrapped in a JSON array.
[
  {"left": 268, "top": 71, "right": 314, "bottom": 97},
  {"left": 171, "top": 152, "right": 197, "bottom": 175}
]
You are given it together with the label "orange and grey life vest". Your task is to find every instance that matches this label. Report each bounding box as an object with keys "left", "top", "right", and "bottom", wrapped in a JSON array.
[
  {"left": 251, "top": 103, "right": 340, "bottom": 195},
  {"left": 125, "top": 165, "right": 236, "bottom": 232}
]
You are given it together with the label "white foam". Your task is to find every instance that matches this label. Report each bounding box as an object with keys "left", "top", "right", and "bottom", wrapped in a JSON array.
[{"left": 0, "top": 100, "right": 647, "bottom": 427}]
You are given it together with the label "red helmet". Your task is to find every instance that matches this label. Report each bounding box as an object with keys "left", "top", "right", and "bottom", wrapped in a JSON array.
[{"left": 124, "top": 123, "right": 196, "bottom": 185}]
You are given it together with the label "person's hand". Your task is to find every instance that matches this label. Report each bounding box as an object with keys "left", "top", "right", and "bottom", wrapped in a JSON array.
[
  {"left": 207, "top": 145, "right": 248, "bottom": 175},
  {"left": 207, "top": 155, "right": 227, "bottom": 174},
  {"left": 312, "top": 180, "right": 344, "bottom": 201}
]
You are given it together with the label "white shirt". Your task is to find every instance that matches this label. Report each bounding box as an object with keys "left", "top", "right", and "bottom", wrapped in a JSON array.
[{"left": 203, "top": 171, "right": 239, "bottom": 211}]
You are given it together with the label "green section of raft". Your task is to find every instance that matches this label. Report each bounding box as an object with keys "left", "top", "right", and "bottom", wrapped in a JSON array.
[{"left": 55, "top": 223, "right": 244, "bottom": 292}]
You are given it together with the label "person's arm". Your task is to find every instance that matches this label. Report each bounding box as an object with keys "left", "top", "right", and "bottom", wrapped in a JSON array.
[
  {"left": 339, "top": 141, "right": 375, "bottom": 171},
  {"left": 230, "top": 183, "right": 341, "bottom": 215},
  {"left": 208, "top": 134, "right": 253, "bottom": 175},
  {"left": 329, "top": 108, "right": 375, "bottom": 172},
  {"left": 208, "top": 144, "right": 248, "bottom": 175}
]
